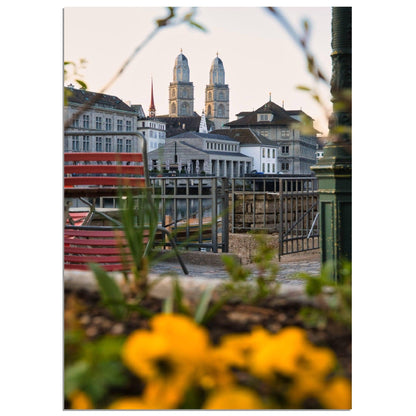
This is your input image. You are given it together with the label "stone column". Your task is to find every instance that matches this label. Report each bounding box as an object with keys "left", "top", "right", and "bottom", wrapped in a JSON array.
[{"left": 311, "top": 7, "right": 352, "bottom": 282}]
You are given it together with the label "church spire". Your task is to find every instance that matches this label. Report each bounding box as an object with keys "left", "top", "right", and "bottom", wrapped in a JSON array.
[
  {"left": 149, "top": 77, "right": 156, "bottom": 118},
  {"left": 199, "top": 110, "right": 208, "bottom": 133}
]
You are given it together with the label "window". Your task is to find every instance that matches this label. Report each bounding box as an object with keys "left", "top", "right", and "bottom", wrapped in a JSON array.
[
  {"left": 267, "top": 163, "right": 270, "bottom": 173},
  {"left": 258, "top": 114, "right": 270, "bottom": 122},
  {"left": 126, "top": 139, "right": 132, "bottom": 152},
  {"left": 83, "top": 115, "right": 89, "bottom": 129},
  {"left": 96, "top": 117, "right": 102, "bottom": 130},
  {"left": 272, "top": 149, "right": 275, "bottom": 158},
  {"left": 281, "top": 162, "right": 289, "bottom": 171},
  {"left": 117, "top": 138, "right": 123, "bottom": 152},
  {"left": 262, "top": 163, "right": 265, "bottom": 172},
  {"left": 105, "top": 137, "right": 112, "bottom": 152},
  {"left": 72, "top": 118, "right": 79, "bottom": 128},
  {"left": 126, "top": 120, "right": 132, "bottom": 131},
  {"left": 82, "top": 136, "right": 90, "bottom": 151},
  {"left": 117, "top": 120, "right": 123, "bottom": 131},
  {"left": 72, "top": 136, "right": 80, "bottom": 151},
  {"left": 267, "top": 148, "right": 270, "bottom": 158},
  {"left": 96, "top": 137, "right": 103, "bottom": 152},
  {"left": 272, "top": 164, "right": 275, "bottom": 173},
  {"left": 218, "top": 104, "right": 225, "bottom": 117},
  {"left": 105, "top": 118, "right": 112, "bottom": 131},
  {"left": 281, "top": 129, "right": 290, "bottom": 138},
  {"left": 262, "top": 148, "right": 265, "bottom": 158},
  {"left": 281, "top": 145, "right": 289, "bottom": 154}
]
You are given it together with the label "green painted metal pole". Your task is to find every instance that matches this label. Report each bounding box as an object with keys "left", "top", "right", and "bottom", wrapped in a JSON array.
[{"left": 311, "top": 7, "right": 352, "bottom": 282}]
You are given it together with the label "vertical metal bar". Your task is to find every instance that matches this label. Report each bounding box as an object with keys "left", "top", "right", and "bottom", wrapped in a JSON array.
[
  {"left": 278, "top": 178, "right": 283, "bottom": 260},
  {"left": 212, "top": 177, "right": 218, "bottom": 253},
  {"left": 198, "top": 178, "right": 203, "bottom": 246},
  {"left": 221, "top": 177, "right": 229, "bottom": 252}
]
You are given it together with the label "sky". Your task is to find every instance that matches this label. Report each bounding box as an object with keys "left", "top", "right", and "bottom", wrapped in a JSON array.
[{"left": 64, "top": 6, "right": 332, "bottom": 136}]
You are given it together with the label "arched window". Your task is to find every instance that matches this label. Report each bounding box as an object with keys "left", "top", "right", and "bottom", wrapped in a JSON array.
[
  {"left": 207, "top": 105, "right": 212, "bottom": 116},
  {"left": 219, "top": 91, "right": 224, "bottom": 100},
  {"left": 171, "top": 102, "right": 176, "bottom": 115},
  {"left": 208, "top": 91, "right": 212, "bottom": 101},
  {"left": 217, "top": 104, "right": 225, "bottom": 117}
]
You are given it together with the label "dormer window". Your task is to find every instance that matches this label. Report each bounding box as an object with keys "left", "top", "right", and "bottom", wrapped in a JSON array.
[{"left": 258, "top": 113, "right": 271, "bottom": 122}]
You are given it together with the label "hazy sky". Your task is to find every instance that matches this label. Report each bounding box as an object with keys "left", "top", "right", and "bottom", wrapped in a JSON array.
[{"left": 64, "top": 6, "right": 332, "bottom": 135}]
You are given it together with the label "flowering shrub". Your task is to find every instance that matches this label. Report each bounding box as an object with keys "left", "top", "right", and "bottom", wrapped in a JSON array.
[{"left": 69, "top": 313, "right": 351, "bottom": 410}]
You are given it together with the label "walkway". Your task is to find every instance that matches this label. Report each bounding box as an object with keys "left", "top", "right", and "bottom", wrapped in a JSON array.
[{"left": 149, "top": 254, "right": 321, "bottom": 287}]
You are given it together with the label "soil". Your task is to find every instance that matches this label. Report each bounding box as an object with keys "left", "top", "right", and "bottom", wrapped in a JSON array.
[{"left": 64, "top": 285, "right": 351, "bottom": 380}]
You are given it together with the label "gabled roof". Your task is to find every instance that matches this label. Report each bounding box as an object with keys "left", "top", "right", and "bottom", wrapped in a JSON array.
[
  {"left": 226, "top": 101, "right": 299, "bottom": 127},
  {"left": 65, "top": 86, "right": 136, "bottom": 113},
  {"left": 156, "top": 115, "right": 215, "bottom": 137},
  {"left": 212, "top": 128, "right": 277, "bottom": 146}
]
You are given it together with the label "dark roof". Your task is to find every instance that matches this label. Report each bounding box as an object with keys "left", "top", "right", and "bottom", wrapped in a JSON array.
[
  {"left": 286, "top": 110, "right": 315, "bottom": 123},
  {"left": 157, "top": 115, "right": 215, "bottom": 137},
  {"left": 211, "top": 128, "right": 276, "bottom": 146},
  {"left": 226, "top": 101, "right": 299, "bottom": 127},
  {"left": 179, "top": 141, "right": 250, "bottom": 158},
  {"left": 65, "top": 86, "right": 136, "bottom": 113},
  {"left": 167, "top": 131, "right": 238, "bottom": 142}
]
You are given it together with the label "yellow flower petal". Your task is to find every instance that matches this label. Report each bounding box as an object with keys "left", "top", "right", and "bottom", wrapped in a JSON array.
[{"left": 203, "top": 386, "right": 264, "bottom": 409}]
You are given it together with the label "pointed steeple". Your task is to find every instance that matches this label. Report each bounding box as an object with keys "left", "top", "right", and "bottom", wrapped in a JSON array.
[
  {"left": 149, "top": 77, "right": 156, "bottom": 118},
  {"left": 199, "top": 110, "right": 208, "bottom": 133}
]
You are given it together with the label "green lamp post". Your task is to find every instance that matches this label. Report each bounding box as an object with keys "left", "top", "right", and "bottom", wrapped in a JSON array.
[{"left": 311, "top": 7, "right": 352, "bottom": 282}]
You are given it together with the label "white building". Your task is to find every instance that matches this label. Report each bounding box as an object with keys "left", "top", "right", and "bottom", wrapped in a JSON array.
[
  {"left": 64, "top": 86, "right": 141, "bottom": 153},
  {"left": 226, "top": 101, "right": 319, "bottom": 175},
  {"left": 212, "top": 128, "right": 279, "bottom": 174},
  {"left": 147, "top": 131, "right": 252, "bottom": 177},
  {"left": 136, "top": 118, "right": 166, "bottom": 151}
]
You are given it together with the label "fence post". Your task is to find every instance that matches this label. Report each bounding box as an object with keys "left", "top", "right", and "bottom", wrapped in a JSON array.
[
  {"left": 278, "top": 178, "right": 284, "bottom": 260},
  {"left": 311, "top": 7, "right": 352, "bottom": 282},
  {"left": 221, "top": 177, "right": 229, "bottom": 252}
]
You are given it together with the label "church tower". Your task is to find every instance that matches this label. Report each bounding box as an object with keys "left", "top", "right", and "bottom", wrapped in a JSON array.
[
  {"left": 169, "top": 50, "right": 194, "bottom": 117},
  {"left": 205, "top": 54, "right": 229, "bottom": 130}
]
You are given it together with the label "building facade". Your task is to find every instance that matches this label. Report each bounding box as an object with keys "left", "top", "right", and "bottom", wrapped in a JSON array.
[
  {"left": 64, "top": 86, "right": 141, "bottom": 153},
  {"left": 147, "top": 131, "right": 252, "bottom": 177},
  {"left": 213, "top": 128, "right": 279, "bottom": 174},
  {"left": 225, "top": 101, "right": 318, "bottom": 175}
]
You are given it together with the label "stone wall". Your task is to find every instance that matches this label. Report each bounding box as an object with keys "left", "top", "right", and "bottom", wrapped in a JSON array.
[{"left": 229, "top": 232, "right": 280, "bottom": 265}]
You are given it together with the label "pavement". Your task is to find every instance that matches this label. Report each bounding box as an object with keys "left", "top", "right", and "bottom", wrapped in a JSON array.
[{"left": 149, "top": 252, "right": 321, "bottom": 287}]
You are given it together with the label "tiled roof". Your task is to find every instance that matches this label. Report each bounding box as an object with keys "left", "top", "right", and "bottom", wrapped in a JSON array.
[
  {"left": 226, "top": 101, "right": 299, "bottom": 127},
  {"left": 156, "top": 115, "right": 215, "bottom": 138},
  {"left": 65, "top": 86, "right": 136, "bottom": 113},
  {"left": 211, "top": 128, "right": 276, "bottom": 146}
]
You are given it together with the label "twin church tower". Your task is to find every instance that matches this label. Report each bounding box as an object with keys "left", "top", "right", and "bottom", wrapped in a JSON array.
[{"left": 167, "top": 50, "right": 229, "bottom": 130}]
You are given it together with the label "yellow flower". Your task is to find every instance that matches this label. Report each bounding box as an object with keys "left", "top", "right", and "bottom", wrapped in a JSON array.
[
  {"left": 318, "top": 377, "right": 352, "bottom": 409},
  {"left": 108, "top": 397, "right": 150, "bottom": 409},
  {"left": 217, "top": 327, "right": 272, "bottom": 368},
  {"left": 121, "top": 314, "right": 211, "bottom": 408},
  {"left": 150, "top": 313, "right": 210, "bottom": 362},
  {"left": 203, "top": 386, "right": 265, "bottom": 409},
  {"left": 69, "top": 390, "right": 93, "bottom": 409},
  {"left": 249, "top": 327, "right": 308, "bottom": 377},
  {"left": 122, "top": 313, "right": 210, "bottom": 381}
]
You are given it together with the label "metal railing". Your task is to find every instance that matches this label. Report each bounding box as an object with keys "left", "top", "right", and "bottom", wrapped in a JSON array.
[
  {"left": 148, "top": 176, "right": 229, "bottom": 253},
  {"left": 229, "top": 176, "right": 319, "bottom": 257}
]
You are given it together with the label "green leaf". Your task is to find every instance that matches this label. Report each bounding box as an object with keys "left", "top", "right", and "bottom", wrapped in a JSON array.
[
  {"left": 194, "top": 286, "right": 215, "bottom": 324},
  {"left": 64, "top": 360, "right": 89, "bottom": 396},
  {"left": 188, "top": 20, "right": 207, "bottom": 32},
  {"left": 89, "top": 263, "right": 126, "bottom": 320},
  {"left": 76, "top": 79, "right": 88, "bottom": 90},
  {"left": 296, "top": 85, "right": 311, "bottom": 92}
]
